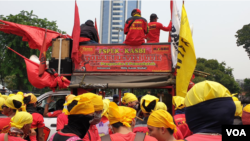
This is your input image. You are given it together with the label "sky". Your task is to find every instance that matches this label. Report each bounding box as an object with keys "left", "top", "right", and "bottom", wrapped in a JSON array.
[{"left": 1, "top": 0, "right": 250, "bottom": 79}]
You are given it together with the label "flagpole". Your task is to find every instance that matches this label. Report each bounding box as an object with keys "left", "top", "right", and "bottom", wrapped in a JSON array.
[
  {"left": 6, "top": 46, "right": 26, "bottom": 60},
  {"left": 6, "top": 46, "right": 39, "bottom": 66}
]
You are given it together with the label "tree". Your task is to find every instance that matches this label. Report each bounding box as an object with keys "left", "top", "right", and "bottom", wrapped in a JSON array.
[
  {"left": 235, "top": 24, "right": 250, "bottom": 56},
  {"left": 0, "top": 10, "right": 66, "bottom": 91},
  {"left": 193, "top": 58, "right": 240, "bottom": 93},
  {"left": 244, "top": 78, "right": 250, "bottom": 96},
  {"left": 4, "top": 75, "right": 16, "bottom": 91}
]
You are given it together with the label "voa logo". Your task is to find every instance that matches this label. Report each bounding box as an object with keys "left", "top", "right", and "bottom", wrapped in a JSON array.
[{"left": 226, "top": 129, "right": 246, "bottom": 136}]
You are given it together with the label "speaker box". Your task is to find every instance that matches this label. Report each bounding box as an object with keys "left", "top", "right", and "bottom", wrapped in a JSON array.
[
  {"left": 51, "top": 38, "right": 72, "bottom": 59},
  {"left": 49, "top": 58, "right": 72, "bottom": 80}
]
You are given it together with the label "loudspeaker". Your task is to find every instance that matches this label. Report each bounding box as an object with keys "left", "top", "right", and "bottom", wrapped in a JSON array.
[
  {"left": 51, "top": 38, "right": 72, "bottom": 59},
  {"left": 49, "top": 58, "right": 72, "bottom": 80}
]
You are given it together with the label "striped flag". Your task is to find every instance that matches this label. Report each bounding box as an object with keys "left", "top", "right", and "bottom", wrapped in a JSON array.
[{"left": 170, "top": 0, "right": 181, "bottom": 68}]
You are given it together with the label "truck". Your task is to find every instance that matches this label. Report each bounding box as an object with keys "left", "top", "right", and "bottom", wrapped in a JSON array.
[{"left": 42, "top": 41, "right": 177, "bottom": 140}]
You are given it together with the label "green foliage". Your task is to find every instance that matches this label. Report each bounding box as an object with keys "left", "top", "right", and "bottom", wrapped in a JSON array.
[
  {"left": 4, "top": 75, "right": 16, "bottom": 91},
  {"left": 235, "top": 24, "right": 250, "bottom": 52},
  {"left": 193, "top": 58, "right": 240, "bottom": 93},
  {"left": 0, "top": 10, "right": 66, "bottom": 91},
  {"left": 244, "top": 78, "right": 250, "bottom": 94}
]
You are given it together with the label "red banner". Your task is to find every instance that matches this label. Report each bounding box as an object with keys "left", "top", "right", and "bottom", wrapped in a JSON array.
[{"left": 74, "top": 44, "right": 172, "bottom": 72}]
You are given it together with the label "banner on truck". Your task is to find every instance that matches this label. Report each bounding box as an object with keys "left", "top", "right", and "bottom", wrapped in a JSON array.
[{"left": 74, "top": 44, "right": 172, "bottom": 73}]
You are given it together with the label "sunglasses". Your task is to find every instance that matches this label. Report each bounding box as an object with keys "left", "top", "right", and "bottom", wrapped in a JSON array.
[{"left": 1, "top": 105, "right": 8, "bottom": 109}]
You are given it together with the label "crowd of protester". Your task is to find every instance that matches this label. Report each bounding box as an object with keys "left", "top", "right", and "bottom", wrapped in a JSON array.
[{"left": 0, "top": 80, "right": 248, "bottom": 141}]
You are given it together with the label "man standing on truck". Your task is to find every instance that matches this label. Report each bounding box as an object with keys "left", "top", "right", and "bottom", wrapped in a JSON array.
[
  {"left": 80, "top": 20, "right": 99, "bottom": 44},
  {"left": 124, "top": 9, "right": 148, "bottom": 46},
  {"left": 146, "top": 14, "right": 171, "bottom": 43}
]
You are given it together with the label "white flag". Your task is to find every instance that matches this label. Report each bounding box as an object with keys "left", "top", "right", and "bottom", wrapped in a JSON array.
[{"left": 170, "top": 0, "right": 181, "bottom": 68}]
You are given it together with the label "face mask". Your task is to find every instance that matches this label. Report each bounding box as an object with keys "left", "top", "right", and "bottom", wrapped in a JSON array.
[
  {"left": 89, "top": 112, "right": 102, "bottom": 125},
  {"left": 131, "top": 103, "right": 139, "bottom": 111}
]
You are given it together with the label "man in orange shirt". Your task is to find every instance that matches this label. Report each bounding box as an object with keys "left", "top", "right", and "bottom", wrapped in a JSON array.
[{"left": 146, "top": 14, "right": 171, "bottom": 43}]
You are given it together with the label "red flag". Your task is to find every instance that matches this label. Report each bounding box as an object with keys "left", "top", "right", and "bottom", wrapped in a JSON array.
[
  {"left": 7, "top": 47, "right": 70, "bottom": 91},
  {"left": 0, "top": 20, "right": 69, "bottom": 51},
  {"left": 168, "top": 0, "right": 173, "bottom": 42},
  {"left": 38, "top": 29, "right": 47, "bottom": 76},
  {"left": 71, "top": 0, "right": 81, "bottom": 68},
  {"left": 95, "top": 18, "right": 100, "bottom": 43}
]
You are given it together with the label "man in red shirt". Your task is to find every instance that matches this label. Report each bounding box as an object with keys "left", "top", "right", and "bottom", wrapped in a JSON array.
[
  {"left": 146, "top": 14, "right": 171, "bottom": 43},
  {"left": 56, "top": 94, "right": 76, "bottom": 131},
  {"left": 44, "top": 96, "right": 64, "bottom": 117},
  {"left": 147, "top": 110, "right": 179, "bottom": 141},
  {"left": 124, "top": 9, "right": 148, "bottom": 46},
  {"left": 0, "top": 95, "right": 23, "bottom": 134},
  {"left": 99, "top": 102, "right": 157, "bottom": 141},
  {"left": 172, "top": 96, "right": 192, "bottom": 138}
]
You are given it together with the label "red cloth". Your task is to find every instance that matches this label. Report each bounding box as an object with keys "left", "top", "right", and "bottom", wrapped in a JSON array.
[
  {"left": 79, "top": 37, "right": 91, "bottom": 42},
  {"left": 100, "top": 116, "right": 109, "bottom": 123},
  {"left": 82, "top": 125, "right": 100, "bottom": 141},
  {"left": 133, "top": 124, "right": 183, "bottom": 140},
  {"left": 0, "top": 118, "right": 11, "bottom": 133},
  {"left": 48, "top": 110, "right": 62, "bottom": 117},
  {"left": 71, "top": 0, "right": 81, "bottom": 68},
  {"left": 98, "top": 132, "right": 157, "bottom": 141},
  {"left": 174, "top": 127, "right": 184, "bottom": 140},
  {"left": 7, "top": 47, "right": 70, "bottom": 91},
  {"left": 242, "top": 111, "right": 250, "bottom": 125},
  {"left": 185, "top": 134, "right": 221, "bottom": 141},
  {"left": 94, "top": 18, "right": 100, "bottom": 43},
  {"left": 146, "top": 21, "right": 171, "bottom": 43},
  {"left": 0, "top": 20, "right": 69, "bottom": 51},
  {"left": 0, "top": 133, "right": 26, "bottom": 141},
  {"left": 124, "top": 16, "right": 148, "bottom": 46},
  {"left": 38, "top": 29, "right": 48, "bottom": 76},
  {"left": 31, "top": 113, "right": 45, "bottom": 129},
  {"left": 174, "top": 114, "right": 192, "bottom": 138},
  {"left": 29, "top": 135, "right": 37, "bottom": 141},
  {"left": 24, "top": 58, "right": 53, "bottom": 89},
  {"left": 133, "top": 126, "right": 149, "bottom": 134},
  {"left": 57, "top": 113, "right": 68, "bottom": 131}
]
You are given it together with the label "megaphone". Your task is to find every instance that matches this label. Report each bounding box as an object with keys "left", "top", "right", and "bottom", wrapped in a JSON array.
[{"left": 29, "top": 55, "right": 49, "bottom": 67}]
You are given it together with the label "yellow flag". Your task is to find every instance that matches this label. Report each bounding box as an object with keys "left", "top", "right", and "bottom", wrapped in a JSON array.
[{"left": 176, "top": 4, "right": 196, "bottom": 98}]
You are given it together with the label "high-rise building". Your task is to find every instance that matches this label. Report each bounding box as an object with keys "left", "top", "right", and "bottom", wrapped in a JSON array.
[{"left": 100, "top": 0, "right": 141, "bottom": 44}]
